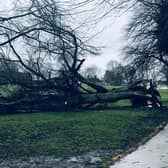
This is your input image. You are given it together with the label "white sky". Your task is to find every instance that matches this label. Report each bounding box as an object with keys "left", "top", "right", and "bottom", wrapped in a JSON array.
[
  {"left": 83, "top": 13, "right": 130, "bottom": 73},
  {"left": 0, "top": 0, "right": 131, "bottom": 74}
]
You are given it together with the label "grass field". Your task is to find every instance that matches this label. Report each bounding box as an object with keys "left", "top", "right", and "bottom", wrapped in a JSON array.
[
  {"left": 159, "top": 89, "right": 168, "bottom": 106},
  {"left": 0, "top": 90, "right": 167, "bottom": 159}
]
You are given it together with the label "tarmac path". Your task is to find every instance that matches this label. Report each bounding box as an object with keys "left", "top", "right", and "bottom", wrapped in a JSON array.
[{"left": 110, "top": 124, "right": 168, "bottom": 168}]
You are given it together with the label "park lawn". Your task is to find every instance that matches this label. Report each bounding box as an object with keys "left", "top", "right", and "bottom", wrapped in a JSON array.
[
  {"left": 0, "top": 107, "right": 167, "bottom": 159},
  {"left": 159, "top": 89, "right": 168, "bottom": 106},
  {"left": 0, "top": 89, "right": 167, "bottom": 159}
]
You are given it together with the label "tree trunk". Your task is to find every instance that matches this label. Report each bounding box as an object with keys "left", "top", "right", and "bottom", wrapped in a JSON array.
[
  {"left": 0, "top": 90, "right": 153, "bottom": 113},
  {"left": 0, "top": 79, "right": 162, "bottom": 113}
]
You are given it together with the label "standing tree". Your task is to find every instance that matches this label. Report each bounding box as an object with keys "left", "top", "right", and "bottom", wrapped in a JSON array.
[
  {"left": 83, "top": 65, "right": 101, "bottom": 83},
  {"left": 161, "top": 65, "right": 168, "bottom": 85},
  {"left": 125, "top": 0, "right": 168, "bottom": 71},
  {"left": 104, "top": 60, "right": 124, "bottom": 85}
]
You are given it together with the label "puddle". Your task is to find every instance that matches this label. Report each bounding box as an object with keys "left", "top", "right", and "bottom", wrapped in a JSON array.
[{"left": 0, "top": 150, "right": 115, "bottom": 168}]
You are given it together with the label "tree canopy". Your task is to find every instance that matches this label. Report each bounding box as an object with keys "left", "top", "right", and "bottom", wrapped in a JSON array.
[{"left": 125, "top": 0, "right": 168, "bottom": 70}]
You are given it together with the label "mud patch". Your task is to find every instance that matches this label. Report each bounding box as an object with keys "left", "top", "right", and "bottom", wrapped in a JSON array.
[{"left": 0, "top": 149, "right": 117, "bottom": 168}]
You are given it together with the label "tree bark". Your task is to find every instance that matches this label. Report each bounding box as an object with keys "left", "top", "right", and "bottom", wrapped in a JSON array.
[
  {"left": 0, "top": 79, "right": 162, "bottom": 113},
  {"left": 0, "top": 89, "right": 153, "bottom": 113}
]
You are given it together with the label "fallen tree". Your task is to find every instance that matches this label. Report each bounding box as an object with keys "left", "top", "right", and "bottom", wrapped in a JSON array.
[
  {"left": 0, "top": 0, "right": 162, "bottom": 113},
  {"left": 0, "top": 78, "right": 162, "bottom": 113}
]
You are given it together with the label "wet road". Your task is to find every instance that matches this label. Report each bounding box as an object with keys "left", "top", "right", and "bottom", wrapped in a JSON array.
[{"left": 110, "top": 124, "right": 168, "bottom": 168}]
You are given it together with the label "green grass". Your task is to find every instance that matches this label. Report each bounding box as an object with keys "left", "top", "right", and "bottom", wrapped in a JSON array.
[
  {"left": 104, "top": 85, "right": 122, "bottom": 90},
  {"left": 0, "top": 85, "right": 21, "bottom": 97},
  {"left": 0, "top": 89, "right": 167, "bottom": 159},
  {"left": 0, "top": 108, "right": 167, "bottom": 159},
  {"left": 159, "top": 89, "right": 168, "bottom": 106}
]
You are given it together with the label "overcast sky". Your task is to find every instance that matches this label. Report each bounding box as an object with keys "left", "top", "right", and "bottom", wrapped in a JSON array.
[
  {"left": 84, "top": 13, "right": 130, "bottom": 72},
  {"left": 0, "top": 0, "right": 131, "bottom": 74}
]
